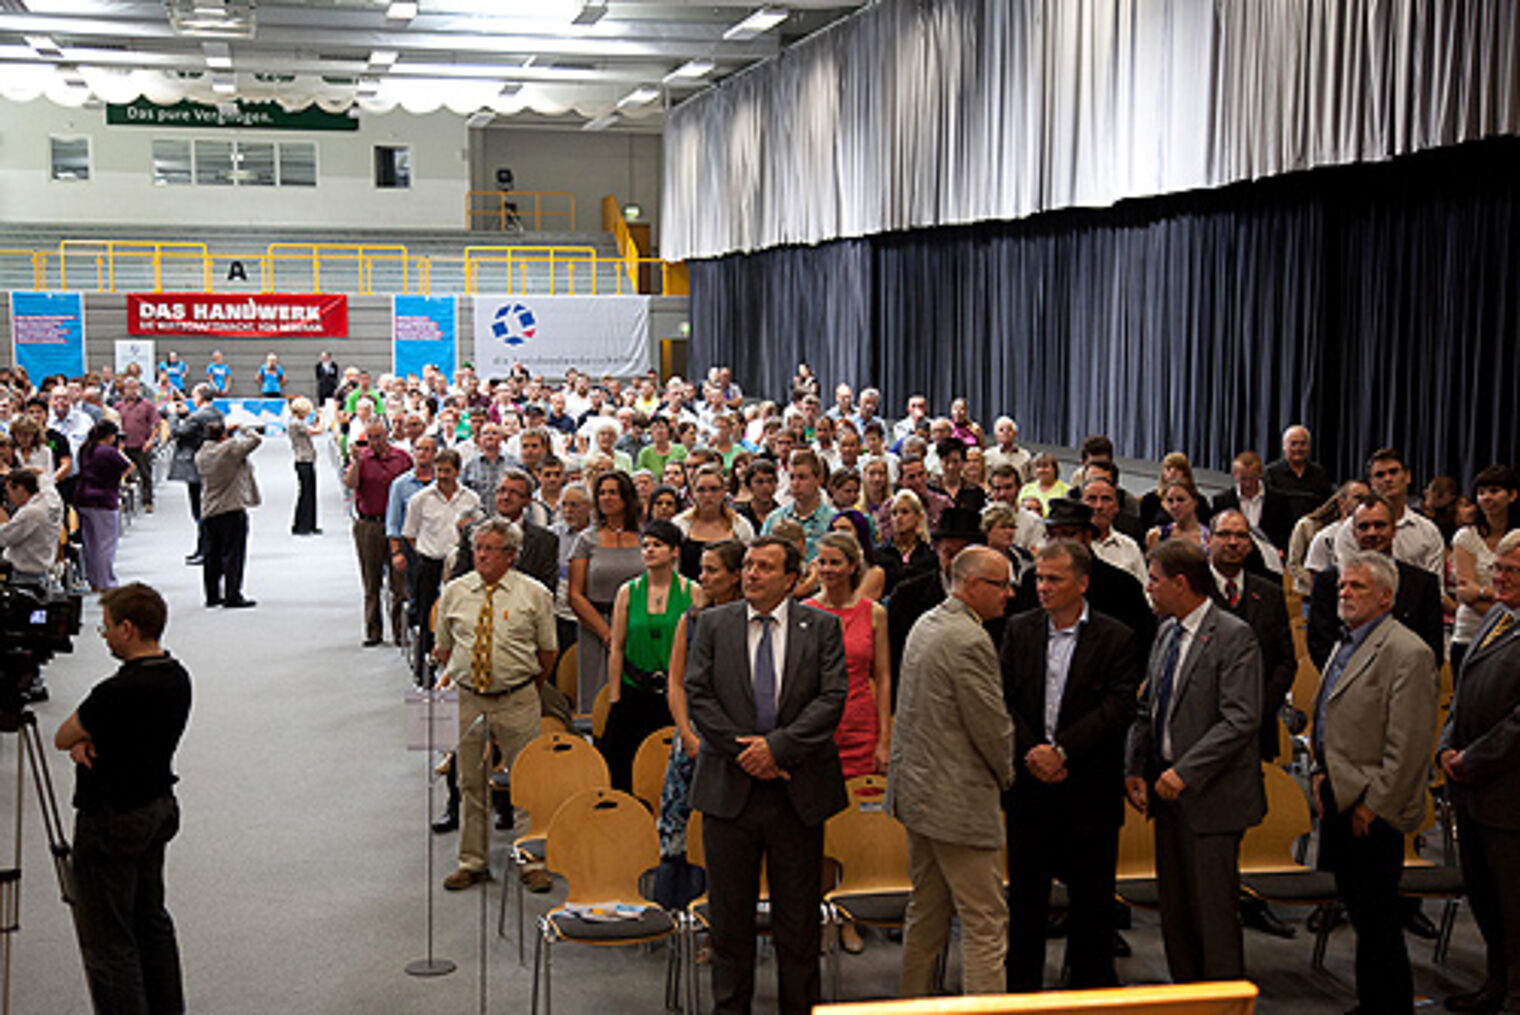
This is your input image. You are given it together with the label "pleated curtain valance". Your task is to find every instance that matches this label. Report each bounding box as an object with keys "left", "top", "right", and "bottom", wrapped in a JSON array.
[{"left": 662, "top": 0, "right": 1520, "bottom": 262}]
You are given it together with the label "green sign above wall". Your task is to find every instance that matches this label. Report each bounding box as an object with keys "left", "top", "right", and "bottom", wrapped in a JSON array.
[{"left": 106, "top": 98, "right": 359, "bottom": 132}]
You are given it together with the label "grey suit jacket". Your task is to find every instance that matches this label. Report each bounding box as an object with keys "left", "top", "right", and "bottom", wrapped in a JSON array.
[
  {"left": 887, "top": 596, "right": 1014, "bottom": 849},
  {"left": 194, "top": 431, "right": 262, "bottom": 518},
  {"left": 1126, "top": 602, "right": 1266, "bottom": 834},
  {"left": 1440, "top": 606, "right": 1520, "bottom": 829},
  {"left": 1314, "top": 616, "right": 1437, "bottom": 832},
  {"left": 686, "top": 599, "right": 849, "bottom": 826},
  {"left": 168, "top": 403, "right": 222, "bottom": 483}
]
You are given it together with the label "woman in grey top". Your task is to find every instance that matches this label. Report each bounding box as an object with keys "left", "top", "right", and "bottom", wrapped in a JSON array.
[
  {"left": 568, "top": 471, "right": 645, "bottom": 710},
  {"left": 288, "top": 396, "right": 319, "bottom": 535}
]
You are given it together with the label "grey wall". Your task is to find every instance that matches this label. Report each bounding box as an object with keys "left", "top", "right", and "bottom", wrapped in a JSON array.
[{"left": 2, "top": 292, "right": 691, "bottom": 384}]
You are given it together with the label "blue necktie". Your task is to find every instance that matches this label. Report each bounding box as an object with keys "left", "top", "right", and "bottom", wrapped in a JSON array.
[
  {"left": 753, "top": 615, "right": 777, "bottom": 733},
  {"left": 1152, "top": 625, "right": 1182, "bottom": 764}
]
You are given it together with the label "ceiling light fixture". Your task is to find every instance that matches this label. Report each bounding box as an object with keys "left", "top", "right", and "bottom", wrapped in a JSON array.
[
  {"left": 499, "top": 81, "right": 523, "bottom": 96},
  {"left": 203, "top": 42, "right": 231, "bottom": 68},
  {"left": 356, "top": 76, "right": 381, "bottom": 97},
  {"left": 25, "top": 35, "right": 63, "bottom": 59},
  {"left": 662, "top": 58, "right": 714, "bottom": 83},
  {"left": 211, "top": 72, "right": 236, "bottom": 94},
  {"left": 616, "top": 84, "right": 659, "bottom": 109},
  {"left": 572, "top": 2, "right": 607, "bottom": 27},
  {"left": 723, "top": 5, "right": 787, "bottom": 42},
  {"left": 386, "top": 1, "right": 419, "bottom": 19},
  {"left": 466, "top": 110, "right": 494, "bottom": 128},
  {"left": 368, "top": 49, "right": 398, "bottom": 69},
  {"left": 582, "top": 112, "right": 617, "bottom": 131}
]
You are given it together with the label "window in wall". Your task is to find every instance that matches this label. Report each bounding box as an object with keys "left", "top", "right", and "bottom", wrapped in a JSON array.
[
  {"left": 374, "top": 145, "right": 411, "bottom": 188},
  {"left": 234, "top": 140, "right": 277, "bottom": 186},
  {"left": 279, "top": 142, "right": 317, "bottom": 186},
  {"left": 152, "top": 139, "right": 193, "bottom": 185},
  {"left": 194, "top": 139, "right": 235, "bottom": 186},
  {"left": 50, "top": 136, "right": 90, "bottom": 181}
]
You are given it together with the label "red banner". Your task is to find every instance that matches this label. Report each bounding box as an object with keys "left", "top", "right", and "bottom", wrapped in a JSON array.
[{"left": 127, "top": 293, "right": 348, "bottom": 338}]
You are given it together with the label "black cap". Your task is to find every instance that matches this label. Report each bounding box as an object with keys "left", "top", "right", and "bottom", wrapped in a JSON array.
[
  {"left": 1042, "top": 498, "right": 1097, "bottom": 535},
  {"left": 931, "top": 506, "right": 986, "bottom": 543}
]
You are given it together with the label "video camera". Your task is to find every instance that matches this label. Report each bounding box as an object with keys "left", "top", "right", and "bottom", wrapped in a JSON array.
[{"left": 0, "top": 581, "right": 82, "bottom": 730}]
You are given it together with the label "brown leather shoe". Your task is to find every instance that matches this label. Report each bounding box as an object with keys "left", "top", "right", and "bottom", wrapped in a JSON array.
[
  {"left": 521, "top": 868, "right": 552, "bottom": 894},
  {"left": 443, "top": 867, "right": 492, "bottom": 891}
]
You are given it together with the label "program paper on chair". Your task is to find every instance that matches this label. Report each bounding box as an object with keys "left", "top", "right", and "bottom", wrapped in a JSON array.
[{"left": 815, "top": 981, "right": 1257, "bottom": 1015}]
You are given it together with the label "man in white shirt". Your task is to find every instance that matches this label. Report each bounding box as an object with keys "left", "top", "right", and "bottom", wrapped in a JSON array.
[
  {"left": 403, "top": 448, "right": 482, "bottom": 658},
  {"left": 1333, "top": 448, "right": 1444, "bottom": 575},
  {"left": 1083, "top": 477, "right": 1148, "bottom": 586},
  {"left": 983, "top": 417, "right": 1032, "bottom": 485}
]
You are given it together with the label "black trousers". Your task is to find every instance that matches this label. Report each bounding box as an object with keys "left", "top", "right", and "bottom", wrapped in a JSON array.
[
  {"left": 202, "top": 510, "right": 248, "bottom": 604},
  {"left": 186, "top": 481, "right": 207, "bottom": 557},
  {"left": 72, "top": 795, "right": 184, "bottom": 1015},
  {"left": 412, "top": 554, "right": 446, "bottom": 662},
  {"left": 703, "top": 782, "right": 823, "bottom": 1015},
  {"left": 124, "top": 446, "right": 154, "bottom": 507},
  {"left": 1455, "top": 804, "right": 1520, "bottom": 1008},
  {"left": 599, "top": 685, "right": 671, "bottom": 792},
  {"left": 1006, "top": 798, "right": 1119, "bottom": 991},
  {"left": 291, "top": 461, "right": 317, "bottom": 534},
  {"left": 1320, "top": 779, "right": 1412, "bottom": 1015}
]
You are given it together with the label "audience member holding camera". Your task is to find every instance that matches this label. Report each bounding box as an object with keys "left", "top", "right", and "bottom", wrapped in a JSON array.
[{"left": 194, "top": 418, "right": 263, "bottom": 609}]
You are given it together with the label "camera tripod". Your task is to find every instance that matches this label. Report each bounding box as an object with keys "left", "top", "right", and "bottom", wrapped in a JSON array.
[{"left": 0, "top": 706, "right": 75, "bottom": 1015}]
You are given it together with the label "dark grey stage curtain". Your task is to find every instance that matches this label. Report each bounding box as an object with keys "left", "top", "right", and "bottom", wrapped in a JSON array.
[{"left": 690, "top": 138, "right": 1520, "bottom": 486}]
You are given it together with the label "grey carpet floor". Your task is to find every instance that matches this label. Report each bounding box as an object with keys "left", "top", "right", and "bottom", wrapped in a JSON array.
[{"left": 2, "top": 438, "right": 1492, "bottom": 1013}]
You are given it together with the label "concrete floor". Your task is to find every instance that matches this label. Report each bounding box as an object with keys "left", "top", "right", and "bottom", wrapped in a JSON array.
[{"left": 0, "top": 437, "right": 1487, "bottom": 1013}]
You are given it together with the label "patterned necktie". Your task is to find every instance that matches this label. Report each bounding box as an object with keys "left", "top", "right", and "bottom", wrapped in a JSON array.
[
  {"left": 1225, "top": 580, "right": 1239, "bottom": 608},
  {"left": 1152, "top": 624, "right": 1182, "bottom": 764},
  {"left": 1480, "top": 611, "right": 1515, "bottom": 651},
  {"left": 753, "top": 614, "right": 777, "bottom": 733},
  {"left": 470, "top": 582, "right": 500, "bottom": 692}
]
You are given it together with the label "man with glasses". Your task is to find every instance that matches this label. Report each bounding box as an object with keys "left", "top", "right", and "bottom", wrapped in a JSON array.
[{"left": 890, "top": 546, "right": 1015, "bottom": 996}]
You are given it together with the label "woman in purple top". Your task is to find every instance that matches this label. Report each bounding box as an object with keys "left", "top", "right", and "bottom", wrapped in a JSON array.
[{"left": 75, "top": 421, "right": 134, "bottom": 591}]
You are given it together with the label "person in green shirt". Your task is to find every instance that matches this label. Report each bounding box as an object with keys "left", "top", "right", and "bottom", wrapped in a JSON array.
[{"left": 636, "top": 415, "right": 688, "bottom": 477}]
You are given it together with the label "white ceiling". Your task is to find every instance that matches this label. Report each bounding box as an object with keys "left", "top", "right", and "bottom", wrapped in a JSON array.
[{"left": 0, "top": 0, "right": 868, "bottom": 128}]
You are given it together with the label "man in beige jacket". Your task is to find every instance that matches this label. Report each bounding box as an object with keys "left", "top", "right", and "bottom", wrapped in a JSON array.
[{"left": 887, "top": 545, "right": 1015, "bottom": 995}]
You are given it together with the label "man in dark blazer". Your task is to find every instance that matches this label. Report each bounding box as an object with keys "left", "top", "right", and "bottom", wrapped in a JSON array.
[
  {"left": 1438, "top": 532, "right": 1520, "bottom": 1015},
  {"left": 1005, "top": 499, "right": 1156, "bottom": 650},
  {"left": 1311, "top": 551, "right": 1438, "bottom": 1015},
  {"left": 167, "top": 383, "right": 222, "bottom": 564},
  {"left": 1212, "top": 450, "right": 1297, "bottom": 555},
  {"left": 1308, "top": 495, "right": 1443, "bottom": 668},
  {"left": 448, "top": 469, "right": 557, "bottom": 592},
  {"left": 685, "top": 536, "right": 848, "bottom": 1015},
  {"left": 1126, "top": 540, "right": 1265, "bottom": 983},
  {"left": 1001, "top": 540, "right": 1140, "bottom": 992},
  {"left": 314, "top": 351, "right": 339, "bottom": 405}
]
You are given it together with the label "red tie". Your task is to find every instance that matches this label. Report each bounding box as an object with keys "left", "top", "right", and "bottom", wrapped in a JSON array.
[{"left": 1225, "top": 580, "right": 1239, "bottom": 608}]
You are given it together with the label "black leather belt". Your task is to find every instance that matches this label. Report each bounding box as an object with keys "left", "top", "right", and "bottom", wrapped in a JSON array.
[{"left": 357, "top": 513, "right": 384, "bottom": 522}]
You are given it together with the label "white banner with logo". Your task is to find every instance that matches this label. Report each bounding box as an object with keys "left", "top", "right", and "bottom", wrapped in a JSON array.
[{"left": 471, "top": 295, "right": 648, "bottom": 378}]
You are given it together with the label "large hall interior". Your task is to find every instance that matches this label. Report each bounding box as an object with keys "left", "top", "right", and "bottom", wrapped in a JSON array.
[{"left": 2, "top": 1, "right": 1519, "bottom": 1013}]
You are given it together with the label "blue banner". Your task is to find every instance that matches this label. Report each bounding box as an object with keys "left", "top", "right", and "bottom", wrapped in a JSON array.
[
  {"left": 393, "top": 295, "right": 456, "bottom": 380},
  {"left": 11, "top": 291, "right": 85, "bottom": 379}
]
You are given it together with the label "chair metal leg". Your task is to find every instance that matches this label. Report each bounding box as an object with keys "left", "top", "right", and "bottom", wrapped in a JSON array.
[
  {"left": 543, "top": 925, "right": 553, "bottom": 1015},
  {"left": 1434, "top": 899, "right": 1459, "bottom": 965},
  {"left": 531, "top": 921, "right": 543, "bottom": 1015},
  {"left": 518, "top": 868, "right": 528, "bottom": 965},
  {"left": 1311, "top": 903, "right": 1335, "bottom": 970}
]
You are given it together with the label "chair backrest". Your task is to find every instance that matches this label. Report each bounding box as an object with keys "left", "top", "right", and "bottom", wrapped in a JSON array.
[
  {"left": 1115, "top": 803, "right": 1155, "bottom": 881},
  {"left": 631, "top": 726, "right": 676, "bottom": 811},
  {"left": 823, "top": 774, "right": 909, "bottom": 896},
  {"left": 687, "top": 810, "right": 768, "bottom": 897},
  {"left": 510, "top": 731, "right": 610, "bottom": 839},
  {"left": 544, "top": 787, "right": 660, "bottom": 905},
  {"left": 1289, "top": 653, "right": 1321, "bottom": 713},
  {"left": 591, "top": 683, "right": 612, "bottom": 739},
  {"left": 1239, "top": 763, "right": 1314, "bottom": 873},
  {"left": 555, "top": 644, "right": 579, "bottom": 704}
]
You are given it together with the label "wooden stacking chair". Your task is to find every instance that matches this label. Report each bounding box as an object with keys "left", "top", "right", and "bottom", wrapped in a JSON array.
[
  {"left": 631, "top": 726, "right": 676, "bottom": 812},
  {"left": 531, "top": 788, "right": 679, "bottom": 1015},
  {"left": 1238, "top": 763, "right": 1339, "bottom": 968},
  {"left": 496, "top": 732, "right": 610, "bottom": 962},
  {"left": 823, "top": 774, "right": 911, "bottom": 998}
]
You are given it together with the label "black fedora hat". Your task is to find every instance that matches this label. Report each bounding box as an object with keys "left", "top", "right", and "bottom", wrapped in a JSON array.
[
  {"left": 931, "top": 506, "right": 986, "bottom": 543},
  {"left": 1042, "top": 498, "right": 1097, "bottom": 535}
]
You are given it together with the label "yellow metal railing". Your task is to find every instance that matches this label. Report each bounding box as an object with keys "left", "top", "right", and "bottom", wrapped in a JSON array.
[
  {"left": 0, "top": 249, "right": 47, "bottom": 290},
  {"left": 264, "top": 243, "right": 409, "bottom": 295},
  {"left": 601, "top": 196, "right": 688, "bottom": 296},
  {"left": 463, "top": 245, "right": 599, "bottom": 295},
  {"left": 59, "top": 239, "right": 211, "bottom": 293},
  {"left": 466, "top": 190, "right": 577, "bottom": 232}
]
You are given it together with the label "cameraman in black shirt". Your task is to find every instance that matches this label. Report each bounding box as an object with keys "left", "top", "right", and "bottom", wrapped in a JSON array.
[{"left": 55, "top": 582, "right": 192, "bottom": 1014}]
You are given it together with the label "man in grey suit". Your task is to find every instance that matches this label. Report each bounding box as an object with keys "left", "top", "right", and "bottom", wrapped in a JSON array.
[
  {"left": 1312, "top": 551, "right": 1438, "bottom": 1015},
  {"left": 685, "top": 535, "right": 848, "bottom": 1015},
  {"left": 194, "top": 418, "right": 261, "bottom": 609},
  {"left": 167, "top": 383, "right": 222, "bottom": 564},
  {"left": 888, "top": 545, "right": 1015, "bottom": 996},
  {"left": 1439, "top": 531, "right": 1520, "bottom": 1014},
  {"left": 1125, "top": 540, "right": 1264, "bottom": 983}
]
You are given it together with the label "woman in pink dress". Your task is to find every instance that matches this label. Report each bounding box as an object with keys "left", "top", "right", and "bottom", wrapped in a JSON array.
[{"left": 806, "top": 529, "right": 892, "bottom": 954}]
